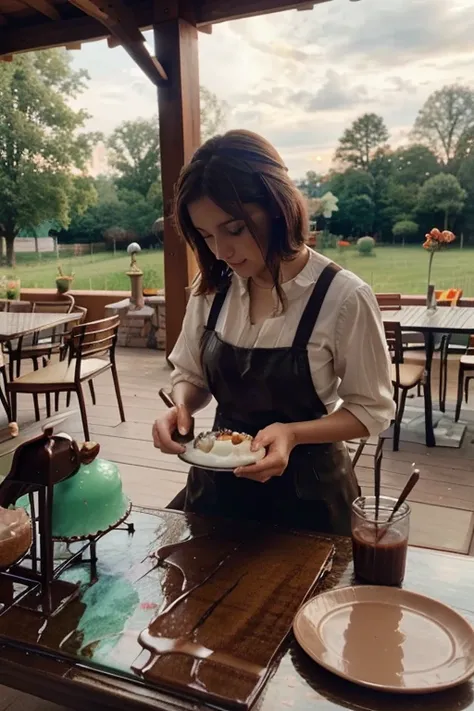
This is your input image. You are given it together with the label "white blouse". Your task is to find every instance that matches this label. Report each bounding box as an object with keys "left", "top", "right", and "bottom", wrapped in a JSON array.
[{"left": 169, "top": 249, "right": 395, "bottom": 436}]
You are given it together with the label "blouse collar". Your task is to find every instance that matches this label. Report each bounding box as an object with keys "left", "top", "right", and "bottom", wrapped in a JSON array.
[{"left": 235, "top": 248, "right": 330, "bottom": 301}]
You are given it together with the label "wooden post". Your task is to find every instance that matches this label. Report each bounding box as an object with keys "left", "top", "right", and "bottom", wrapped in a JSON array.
[{"left": 154, "top": 16, "right": 200, "bottom": 358}]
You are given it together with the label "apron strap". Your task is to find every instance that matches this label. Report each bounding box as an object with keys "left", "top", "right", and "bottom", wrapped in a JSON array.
[
  {"left": 292, "top": 262, "right": 341, "bottom": 348},
  {"left": 206, "top": 281, "right": 231, "bottom": 331}
]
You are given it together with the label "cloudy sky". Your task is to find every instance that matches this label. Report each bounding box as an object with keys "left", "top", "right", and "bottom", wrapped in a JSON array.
[{"left": 70, "top": 0, "right": 474, "bottom": 179}]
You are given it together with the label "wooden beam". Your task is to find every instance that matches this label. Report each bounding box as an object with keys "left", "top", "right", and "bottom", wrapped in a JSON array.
[
  {"left": 198, "top": 23, "right": 213, "bottom": 34},
  {"left": 196, "top": 0, "right": 330, "bottom": 24},
  {"left": 0, "top": 0, "right": 332, "bottom": 57},
  {"left": 107, "top": 34, "right": 121, "bottom": 48},
  {"left": 18, "top": 0, "right": 60, "bottom": 20},
  {"left": 154, "top": 18, "right": 199, "bottom": 357},
  {"left": 67, "top": 0, "right": 167, "bottom": 83},
  {"left": 68, "top": 0, "right": 108, "bottom": 23}
]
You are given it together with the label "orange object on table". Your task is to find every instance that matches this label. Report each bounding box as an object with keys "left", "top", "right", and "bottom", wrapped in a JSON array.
[{"left": 435, "top": 288, "right": 463, "bottom": 306}]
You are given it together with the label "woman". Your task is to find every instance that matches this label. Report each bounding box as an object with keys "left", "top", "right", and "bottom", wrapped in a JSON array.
[{"left": 152, "top": 130, "right": 395, "bottom": 535}]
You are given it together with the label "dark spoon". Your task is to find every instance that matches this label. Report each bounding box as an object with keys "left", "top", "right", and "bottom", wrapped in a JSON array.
[{"left": 158, "top": 388, "right": 195, "bottom": 445}]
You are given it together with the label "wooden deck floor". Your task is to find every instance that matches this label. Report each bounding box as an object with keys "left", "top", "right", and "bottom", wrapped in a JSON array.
[{"left": 0, "top": 346, "right": 474, "bottom": 710}]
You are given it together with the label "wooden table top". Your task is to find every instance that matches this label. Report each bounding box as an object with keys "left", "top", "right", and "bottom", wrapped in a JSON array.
[
  {"left": 382, "top": 305, "right": 474, "bottom": 334},
  {"left": 0, "top": 509, "right": 473, "bottom": 711},
  {"left": 0, "top": 312, "right": 77, "bottom": 341}
]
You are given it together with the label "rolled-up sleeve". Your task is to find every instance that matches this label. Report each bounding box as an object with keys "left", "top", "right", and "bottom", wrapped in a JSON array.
[
  {"left": 334, "top": 284, "right": 395, "bottom": 436},
  {"left": 168, "top": 293, "right": 209, "bottom": 391}
]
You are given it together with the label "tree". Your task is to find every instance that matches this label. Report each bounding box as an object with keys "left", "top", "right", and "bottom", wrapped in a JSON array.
[
  {"left": 296, "top": 171, "right": 322, "bottom": 198},
  {"left": 416, "top": 173, "right": 466, "bottom": 230},
  {"left": 412, "top": 84, "right": 474, "bottom": 167},
  {"left": 93, "top": 174, "right": 119, "bottom": 204},
  {"left": 106, "top": 85, "right": 225, "bottom": 206},
  {"left": 344, "top": 195, "right": 375, "bottom": 235},
  {"left": 200, "top": 86, "right": 227, "bottom": 143},
  {"left": 0, "top": 50, "right": 98, "bottom": 265},
  {"left": 391, "top": 145, "right": 441, "bottom": 184},
  {"left": 456, "top": 128, "right": 474, "bottom": 244},
  {"left": 327, "top": 169, "right": 375, "bottom": 236},
  {"left": 392, "top": 220, "right": 419, "bottom": 246},
  {"left": 334, "top": 114, "right": 389, "bottom": 171},
  {"left": 107, "top": 118, "right": 160, "bottom": 198}
]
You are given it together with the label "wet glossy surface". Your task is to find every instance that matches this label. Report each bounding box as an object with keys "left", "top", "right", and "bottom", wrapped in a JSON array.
[
  {"left": 293, "top": 586, "right": 474, "bottom": 693},
  {"left": 0, "top": 509, "right": 334, "bottom": 710},
  {"left": 0, "top": 508, "right": 473, "bottom": 711}
]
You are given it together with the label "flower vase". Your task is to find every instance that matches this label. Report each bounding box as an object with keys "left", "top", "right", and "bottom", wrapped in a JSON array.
[{"left": 426, "top": 284, "right": 437, "bottom": 311}]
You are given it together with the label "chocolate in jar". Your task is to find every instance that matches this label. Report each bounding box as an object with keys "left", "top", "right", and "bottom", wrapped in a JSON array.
[{"left": 352, "top": 524, "right": 408, "bottom": 587}]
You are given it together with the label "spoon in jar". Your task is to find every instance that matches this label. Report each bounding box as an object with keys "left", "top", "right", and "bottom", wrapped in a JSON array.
[
  {"left": 387, "top": 466, "right": 420, "bottom": 524},
  {"left": 376, "top": 465, "right": 420, "bottom": 542}
]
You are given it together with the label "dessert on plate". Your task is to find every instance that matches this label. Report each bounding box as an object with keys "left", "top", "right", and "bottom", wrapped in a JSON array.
[{"left": 180, "top": 429, "right": 265, "bottom": 469}]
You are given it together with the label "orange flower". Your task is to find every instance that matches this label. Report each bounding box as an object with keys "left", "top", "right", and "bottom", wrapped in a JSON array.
[
  {"left": 337, "top": 240, "right": 351, "bottom": 248},
  {"left": 440, "top": 230, "right": 455, "bottom": 243},
  {"left": 426, "top": 228, "right": 442, "bottom": 242},
  {"left": 423, "top": 228, "right": 456, "bottom": 250}
]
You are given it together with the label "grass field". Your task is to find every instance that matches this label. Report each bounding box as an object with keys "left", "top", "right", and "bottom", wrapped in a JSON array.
[
  {"left": 323, "top": 245, "right": 474, "bottom": 296},
  {"left": 8, "top": 249, "right": 165, "bottom": 291},
  {"left": 5, "top": 245, "right": 474, "bottom": 296}
]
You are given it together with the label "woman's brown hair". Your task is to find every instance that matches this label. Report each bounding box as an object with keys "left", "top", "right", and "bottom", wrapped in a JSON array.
[{"left": 173, "top": 130, "right": 308, "bottom": 304}]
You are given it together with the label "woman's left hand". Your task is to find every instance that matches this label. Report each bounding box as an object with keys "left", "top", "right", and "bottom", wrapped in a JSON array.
[{"left": 234, "top": 423, "right": 296, "bottom": 483}]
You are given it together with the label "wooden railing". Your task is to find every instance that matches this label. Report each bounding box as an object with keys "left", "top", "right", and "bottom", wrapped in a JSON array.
[{"left": 16, "top": 288, "right": 474, "bottom": 327}]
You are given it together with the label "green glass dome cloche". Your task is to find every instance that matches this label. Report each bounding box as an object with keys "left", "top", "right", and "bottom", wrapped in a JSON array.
[{"left": 49, "top": 442, "right": 131, "bottom": 541}]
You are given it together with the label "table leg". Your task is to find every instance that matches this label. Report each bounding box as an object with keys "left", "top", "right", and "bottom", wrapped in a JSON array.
[{"left": 424, "top": 331, "right": 436, "bottom": 447}]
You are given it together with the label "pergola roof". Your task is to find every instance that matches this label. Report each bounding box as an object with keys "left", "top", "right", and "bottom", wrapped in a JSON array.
[{"left": 0, "top": 0, "right": 328, "bottom": 84}]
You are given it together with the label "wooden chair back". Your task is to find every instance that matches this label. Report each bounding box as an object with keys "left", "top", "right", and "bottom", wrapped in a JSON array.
[
  {"left": 384, "top": 321, "right": 404, "bottom": 363},
  {"left": 377, "top": 293, "right": 402, "bottom": 311},
  {"left": 69, "top": 316, "right": 119, "bottom": 376},
  {"left": 61, "top": 306, "right": 88, "bottom": 359},
  {"left": 32, "top": 298, "right": 74, "bottom": 315},
  {"left": 6, "top": 301, "right": 32, "bottom": 313},
  {"left": 384, "top": 320, "right": 404, "bottom": 386}
]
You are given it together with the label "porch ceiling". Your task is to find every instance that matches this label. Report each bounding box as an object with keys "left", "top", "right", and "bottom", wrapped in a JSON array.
[{"left": 0, "top": 0, "right": 330, "bottom": 84}]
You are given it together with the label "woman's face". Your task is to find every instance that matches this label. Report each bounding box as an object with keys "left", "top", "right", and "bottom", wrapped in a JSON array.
[{"left": 187, "top": 196, "right": 270, "bottom": 280}]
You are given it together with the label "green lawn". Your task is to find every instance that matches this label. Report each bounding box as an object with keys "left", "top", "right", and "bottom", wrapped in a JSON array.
[
  {"left": 322, "top": 245, "right": 474, "bottom": 297},
  {"left": 8, "top": 249, "right": 164, "bottom": 291},
  {"left": 5, "top": 245, "right": 474, "bottom": 296}
]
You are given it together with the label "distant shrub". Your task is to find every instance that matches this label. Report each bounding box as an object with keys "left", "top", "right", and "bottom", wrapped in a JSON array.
[
  {"left": 392, "top": 220, "right": 419, "bottom": 245},
  {"left": 357, "top": 236, "right": 376, "bottom": 256}
]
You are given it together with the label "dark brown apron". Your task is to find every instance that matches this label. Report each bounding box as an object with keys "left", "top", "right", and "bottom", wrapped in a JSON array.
[{"left": 168, "top": 262, "right": 360, "bottom": 535}]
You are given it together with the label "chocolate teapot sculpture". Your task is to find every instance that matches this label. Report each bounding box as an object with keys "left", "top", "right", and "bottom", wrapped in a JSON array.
[{"left": 0, "top": 418, "right": 133, "bottom": 613}]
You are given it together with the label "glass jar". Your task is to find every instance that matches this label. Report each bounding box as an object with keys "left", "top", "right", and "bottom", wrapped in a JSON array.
[{"left": 351, "top": 495, "right": 410, "bottom": 586}]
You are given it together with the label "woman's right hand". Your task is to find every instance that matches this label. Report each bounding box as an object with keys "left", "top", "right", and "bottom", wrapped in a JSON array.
[{"left": 152, "top": 404, "right": 193, "bottom": 454}]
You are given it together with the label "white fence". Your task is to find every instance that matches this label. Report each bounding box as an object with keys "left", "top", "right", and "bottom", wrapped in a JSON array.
[{"left": 13, "top": 237, "right": 56, "bottom": 253}]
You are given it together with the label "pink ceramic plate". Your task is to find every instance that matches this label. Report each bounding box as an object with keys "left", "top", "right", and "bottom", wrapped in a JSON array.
[{"left": 293, "top": 585, "right": 474, "bottom": 693}]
